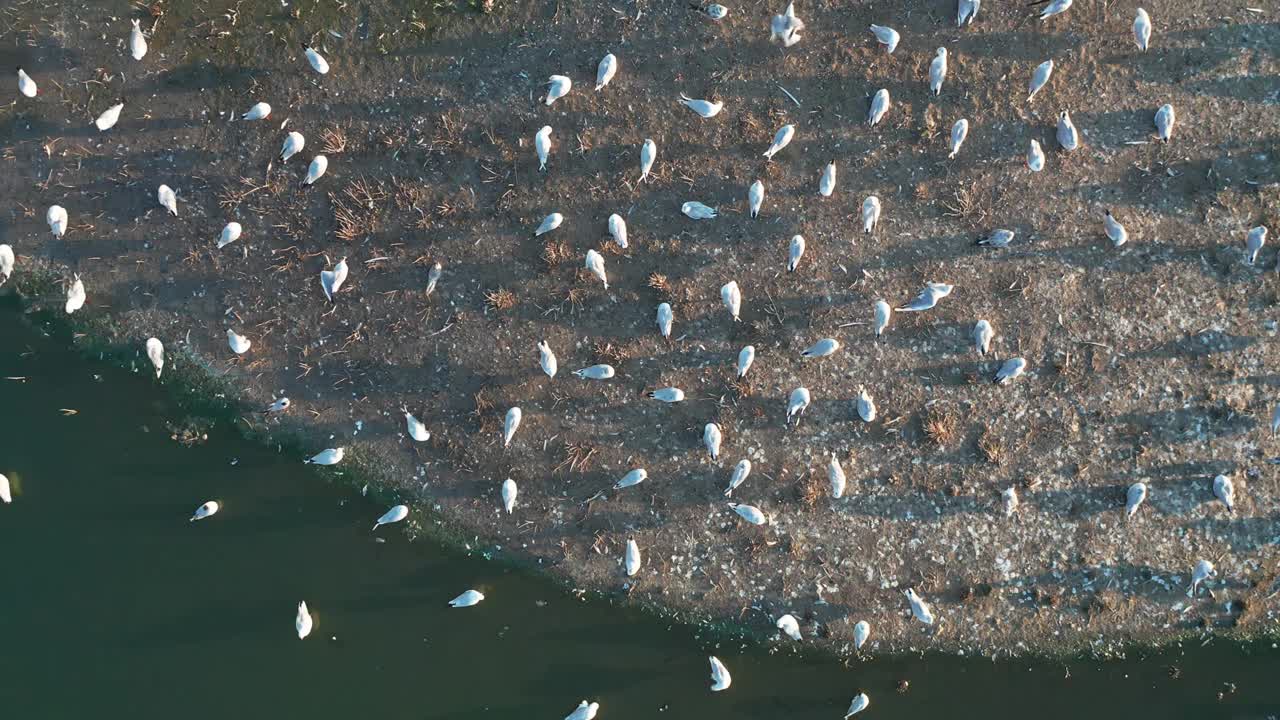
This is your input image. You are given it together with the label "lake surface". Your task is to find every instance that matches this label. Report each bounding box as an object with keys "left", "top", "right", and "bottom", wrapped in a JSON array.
[{"left": 1, "top": 303, "right": 1277, "bottom": 719}]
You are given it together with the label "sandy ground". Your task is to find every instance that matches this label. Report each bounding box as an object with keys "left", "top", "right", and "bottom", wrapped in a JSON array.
[{"left": 3, "top": 0, "right": 1280, "bottom": 655}]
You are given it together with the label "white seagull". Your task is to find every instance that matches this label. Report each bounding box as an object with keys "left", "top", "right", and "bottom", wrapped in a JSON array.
[
  {"left": 65, "top": 274, "right": 86, "bottom": 314},
  {"left": 1212, "top": 474, "right": 1235, "bottom": 512},
  {"left": 973, "top": 319, "right": 993, "bottom": 355},
  {"left": 1125, "top": 482, "right": 1148, "bottom": 520},
  {"left": 564, "top": 702, "right": 600, "bottom": 720},
  {"left": 788, "top": 235, "right": 805, "bottom": 272},
  {"left": 994, "top": 357, "right": 1027, "bottom": 384},
  {"left": 372, "top": 504, "right": 409, "bottom": 531},
  {"left": 862, "top": 196, "right": 881, "bottom": 233},
  {"left": 241, "top": 102, "right": 271, "bottom": 120},
  {"left": 191, "top": 501, "right": 219, "bottom": 522},
  {"left": 704, "top": 422, "right": 723, "bottom": 461},
  {"left": 1027, "top": 60, "right": 1053, "bottom": 101},
  {"left": 709, "top": 656, "right": 732, "bottom": 690},
  {"left": 47, "top": 205, "right": 68, "bottom": 238},
  {"left": 1027, "top": 139, "right": 1046, "bottom": 172},
  {"left": 844, "top": 694, "right": 871, "bottom": 718},
  {"left": 306, "top": 448, "right": 344, "bottom": 465},
  {"left": 957, "top": 0, "right": 980, "bottom": 26},
  {"left": 978, "top": 229, "right": 1015, "bottom": 248},
  {"left": 404, "top": 411, "right": 430, "bottom": 442},
  {"left": 320, "top": 257, "right": 348, "bottom": 301},
  {"left": 449, "top": 590, "right": 485, "bottom": 607},
  {"left": 534, "top": 212, "right": 564, "bottom": 236},
  {"left": 786, "top": 386, "right": 811, "bottom": 425},
  {"left": 748, "top": 180, "right": 765, "bottom": 218},
  {"left": 737, "top": 345, "right": 755, "bottom": 378},
  {"left": 729, "top": 502, "right": 767, "bottom": 526},
  {"left": 280, "top": 131, "right": 305, "bottom": 161},
  {"left": 905, "top": 588, "right": 935, "bottom": 625},
  {"left": 585, "top": 249, "right": 608, "bottom": 290},
  {"left": 0, "top": 473, "right": 9, "bottom": 504},
  {"left": 704, "top": 4, "right": 728, "bottom": 20},
  {"left": 545, "top": 75, "right": 572, "bottom": 105},
  {"left": 1246, "top": 226, "right": 1267, "bottom": 265},
  {"left": 1188, "top": 559, "right": 1214, "bottom": 598},
  {"left": 1154, "top": 104, "right": 1175, "bottom": 143},
  {"left": 1038, "top": 0, "right": 1073, "bottom": 20},
  {"left": 829, "top": 453, "right": 847, "bottom": 498},
  {"left": 770, "top": 2, "right": 804, "bottom": 47},
  {"left": 303, "top": 45, "right": 330, "bottom": 74},
  {"left": 596, "top": 53, "right": 617, "bottom": 91},
  {"left": 503, "top": 407, "right": 522, "bottom": 447},
  {"left": 264, "top": 397, "right": 291, "bottom": 414},
  {"left": 649, "top": 387, "right": 685, "bottom": 402},
  {"left": 948, "top": 118, "right": 969, "bottom": 159},
  {"left": 1104, "top": 210, "right": 1128, "bottom": 248},
  {"left": 608, "top": 214, "right": 628, "bottom": 249},
  {"left": 853, "top": 620, "right": 870, "bottom": 650},
  {"left": 720, "top": 281, "right": 741, "bottom": 321},
  {"left": 614, "top": 468, "right": 648, "bottom": 490},
  {"left": 573, "top": 364, "right": 615, "bottom": 380},
  {"left": 657, "top": 303, "right": 674, "bottom": 339},
  {"left": 724, "top": 459, "right": 752, "bottom": 497},
  {"left": 874, "top": 300, "right": 892, "bottom": 337},
  {"left": 227, "top": 329, "right": 251, "bottom": 354},
  {"left": 776, "top": 613, "right": 801, "bottom": 640},
  {"left": 680, "top": 94, "right": 723, "bottom": 118},
  {"left": 303, "top": 155, "right": 328, "bottom": 186},
  {"left": 1133, "top": 8, "right": 1152, "bottom": 50},
  {"left": 426, "top": 262, "right": 444, "bottom": 296},
  {"left": 145, "top": 337, "right": 164, "bottom": 378},
  {"left": 869, "top": 24, "right": 899, "bottom": 53},
  {"left": 762, "top": 124, "right": 795, "bottom": 160},
  {"left": 501, "top": 478, "right": 517, "bottom": 513},
  {"left": 95, "top": 102, "right": 124, "bottom": 131},
  {"left": 130, "top": 19, "right": 148, "bottom": 60},
  {"left": 296, "top": 601, "right": 313, "bottom": 639},
  {"left": 535, "top": 126, "right": 552, "bottom": 171},
  {"left": 1056, "top": 110, "right": 1079, "bottom": 151},
  {"left": 639, "top": 139, "right": 657, "bottom": 183},
  {"left": 17, "top": 67, "right": 37, "bottom": 97},
  {"left": 867, "top": 89, "right": 890, "bottom": 125},
  {"left": 897, "top": 282, "right": 953, "bottom": 312},
  {"left": 1003, "top": 486, "right": 1020, "bottom": 517},
  {"left": 682, "top": 201, "right": 717, "bottom": 220},
  {"left": 157, "top": 185, "right": 178, "bottom": 216},
  {"left": 928, "top": 48, "right": 948, "bottom": 95},
  {"left": 625, "top": 538, "right": 641, "bottom": 577},
  {"left": 218, "top": 222, "right": 242, "bottom": 248},
  {"left": 0, "top": 245, "right": 13, "bottom": 286},
  {"left": 537, "top": 341, "right": 558, "bottom": 379},
  {"left": 818, "top": 162, "right": 836, "bottom": 197},
  {"left": 857, "top": 388, "right": 876, "bottom": 422},
  {"left": 802, "top": 338, "right": 840, "bottom": 358}
]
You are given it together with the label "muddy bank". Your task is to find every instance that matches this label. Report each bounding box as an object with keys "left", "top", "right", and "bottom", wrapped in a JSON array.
[{"left": 2, "top": 0, "right": 1279, "bottom": 656}]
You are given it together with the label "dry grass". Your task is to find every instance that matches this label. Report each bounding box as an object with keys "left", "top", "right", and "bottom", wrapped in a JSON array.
[
  {"left": 795, "top": 472, "right": 824, "bottom": 510},
  {"left": 333, "top": 202, "right": 370, "bottom": 242},
  {"left": 555, "top": 441, "right": 596, "bottom": 474},
  {"left": 593, "top": 341, "right": 630, "bottom": 365},
  {"left": 729, "top": 377, "right": 753, "bottom": 399},
  {"left": 941, "top": 181, "right": 990, "bottom": 227},
  {"left": 924, "top": 406, "right": 959, "bottom": 447},
  {"left": 542, "top": 240, "right": 572, "bottom": 268},
  {"left": 977, "top": 427, "right": 1006, "bottom": 464},
  {"left": 484, "top": 287, "right": 517, "bottom": 311},
  {"left": 343, "top": 177, "right": 386, "bottom": 209},
  {"left": 647, "top": 272, "right": 672, "bottom": 297},
  {"left": 320, "top": 126, "right": 347, "bottom": 154},
  {"left": 472, "top": 387, "right": 494, "bottom": 416}
]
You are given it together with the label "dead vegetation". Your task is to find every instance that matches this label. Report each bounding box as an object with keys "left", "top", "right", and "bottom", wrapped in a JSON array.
[
  {"left": 484, "top": 287, "right": 517, "bottom": 311},
  {"left": 555, "top": 440, "right": 596, "bottom": 474},
  {"left": 320, "top": 126, "right": 348, "bottom": 154},
  {"left": 977, "top": 427, "right": 1005, "bottom": 465},
  {"left": 924, "top": 406, "right": 959, "bottom": 447},
  {"left": 647, "top": 272, "right": 672, "bottom": 297}
]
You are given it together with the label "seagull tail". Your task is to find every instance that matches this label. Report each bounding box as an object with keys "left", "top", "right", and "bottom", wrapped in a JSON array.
[{"left": 371, "top": 522, "right": 382, "bottom": 532}]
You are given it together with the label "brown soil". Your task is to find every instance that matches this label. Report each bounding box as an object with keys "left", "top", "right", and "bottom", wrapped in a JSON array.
[{"left": 2, "top": 0, "right": 1279, "bottom": 656}]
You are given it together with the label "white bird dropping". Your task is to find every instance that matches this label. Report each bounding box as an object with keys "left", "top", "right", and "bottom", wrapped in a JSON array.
[
  {"left": 786, "top": 387, "right": 811, "bottom": 425},
  {"left": 1125, "top": 482, "right": 1147, "bottom": 520},
  {"left": 1027, "top": 139, "right": 1046, "bottom": 172},
  {"left": 65, "top": 274, "right": 86, "bottom": 314},
  {"left": 614, "top": 468, "right": 647, "bottom": 490},
  {"left": 405, "top": 412, "right": 430, "bottom": 442},
  {"left": 306, "top": 448, "right": 345, "bottom": 465},
  {"left": 624, "top": 538, "right": 641, "bottom": 577},
  {"left": 1039, "top": 0, "right": 1072, "bottom": 20},
  {"left": 994, "top": 357, "right": 1026, "bottom": 384},
  {"left": 867, "top": 89, "right": 890, "bottom": 125},
  {"left": 0, "top": 245, "right": 13, "bottom": 286},
  {"left": 608, "top": 214, "right": 628, "bottom": 249},
  {"left": 736, "top": 345, "right": 755, "bottom": 378},
  {"left": 0, "top": 473, "right": 9, "bottom": 504},
  {"left": 720, "top": 281, "right": 741, "bottom": 322},
  {"left": 1056, "top": 111, "right": 1079, "bottom": 151},
  {"left": 303, "top": 45, "right": 330, "bottom": 74},
  {"left": 157, "top": 185, "right": 178, "bottom": 216},
  {"left": 725, "top": 459, "right": 752, "bottom": 497},
  {"left": 657, "top": 303, "right": 674, "bottom": 339},
  {"left": 788, "top": 235, "right": 805, "bottom": 272},
  {"left": 776, "top": 613, "right": 801, "bottom": 640},
  {"left": 426, "top": 262, "right": 444, "bottom": 296},
  {"left": 770, "top": 2, "right": 804, "bottom": 47},
  {"left": 874, "top": 300, "right": 891, "bottom": 337},
  {"left": 303, "top": 155, "right": 328, "bottom": 186},
  {"left": 449, "top": 590, "right": 485, "bottom": 607},
  {"left": 372, "top": 504, "right": 409, "bottom": 531},
  {"left": 218, "top": 222, "right": 242, "bottom": 248},
  {"left": 704, "top": 422, "right": 723, "bottom": 461},
  {"left": 191, "top": 501, "right": 219, "bottom": 522},
  {"left": 1246, "top": 226, "right": 1267, "bottom": 265},
  {"left": 564, "top": 701, "right": 600, "bottom": 720},
  {"left": 905, "top": 588, "right": 935, "bottom": 625},
  {"left": 129, "top": 19, "right": 148, "bottom": 60},
  {"left": 227, "top": 328, "right": 251, "bottom": 354},
  {"left": 802, "top": 338, "right": 840, "bottom": 358},
  {"left": 857, "top": 388, "right": 876, "bottom": 422},
  {"left": 537, "top": 341, "right": 558, "bottom": 379},
  {"left": 596, "top": 53, "right": 617, "bottom": 91},
  {"left": 145, "top": 337, "right": 164, "bottom": 378},
  {"left": 869, "top": 24, "right": 899, "bottom": 53},
  {"left": 853, "top": 620, "right": 870, "bottom": 650},
  {"left": 1134, "top": 8, "right": 1152, "bottom": 51},
  {"left": 639, "top": 139, "right": 656, "bottom": 183},
  {"left": 862, "top": 196, "right": 881, "bottom": 233},
  {"left": 501, "top": 478, "right": 517, "bottom": 513},
  {"left": 928, "top": 48, "right": 948, "bottom": 96},
  {"left": 585, "top": 249, "right": 608, "bottom": 290},
  {"left": 844, "top": 694, "right": 870, "bottom": 718},
  {"left": 545, "top": 75, "right": 572, "bottom": 105},
  {"left": 47, "top": 205, "right": 68, "bottom": 238},
  {"left": 956, "top": 0, "right": 979, "bottom": 26},
  {"left": 897, "top": 282, "right": 953, "bottom": 312},
  {"left": 534, "top": 212, "right": 563, "bottom": 236},
  {"left": 17, "top": 67, "right": 37, "bottom": 97},
  {"left": 1188, "top": 559, "right": 1214, "bottom": 597},
  {"left": 682, "top": 201, "right": 717, "bottom": 220},
  {"left": 978, "top": 229, "right": 1015, "bottom": 248},
  {"left": 762, "top": 124, "right": 795, "bottom": 160},
  {"left": 1213, "top": 474, "right": 1234, "bottom": 512},
  {"left": 280, "top": 131, "right": 305, "bottom": 161},
  {"left": 535, "top": 126, "right": 552, "bottom": 171},
  {"left": 241, "top": 102, "right": 271, "bottom": 120},
  {"left": 503, "top": 407, "right": 522, "bottom": 447},
  {"left": 679, "top": 93, "right": 723, "bottom": 118},
  {"left": 95, "top": 102, "right": 124, "bottom": 131},
  {"left": 818, "top": 162, "right": 836, "bottom": 196},
  {"left": 828, "top": 453, "right": 847, "bottom": 499},
  {"left": 1154, "top": 104, "right": 1175, "bottom": 143},
  {"left": 296, "top": 601, "right": 313, "bottom": 639},
  {"left": 748, "top": 180, "right": 764, "bottom": 218},
  {"left": 729, "top": 502, "right": 766, "bottom": 526},
  {"left": 973, "top": 319, "right": 993, "bottom": 355},
  {"left": 320, "top": 257, "right": 348, "bottom": 301},
  {"left": 1104, "top": 210, "right": 1128, "bottom": 248},
  {"left": 1002, "top": 486, "right": 1019, "bottom": 517},
  {"left": 709, "top": 656, "right": 732, "bottom": 690},
  {"left": 948, "top": 118, "right": 969, "bottom": 159},
  {"left": 1027, "top": 60, "right": 1053, "bottom": 101},
  {"left": 573, "top": 364, "right": 615, "bottom": 380}
]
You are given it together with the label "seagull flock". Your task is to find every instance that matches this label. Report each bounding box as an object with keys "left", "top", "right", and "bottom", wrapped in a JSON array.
[{"left": 3, "top": 0, "right": 1271, "bottom": 703}]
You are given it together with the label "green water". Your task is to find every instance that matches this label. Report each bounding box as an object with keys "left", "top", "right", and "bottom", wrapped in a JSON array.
[{"left": 0, "top": 305, "right": 1277, "bottom": 719}]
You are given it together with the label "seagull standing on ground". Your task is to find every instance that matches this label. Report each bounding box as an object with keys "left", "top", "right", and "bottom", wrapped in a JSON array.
[
  {"left": 303, "top": 45, "right": 330, "bottom": 74},
  {"left": 874, "top": 300, "right": 891, "bottom": 337},
  {"left": 17, "top": 68, "right": 37, "bottom": 97},
  {"left": 867, "top": 89, "right": 890, "bottom": 125},
  {"left": 306, "top": 448, "right": 344, "bottom": 465},
  {"left": 762, "top": 124, "right": 795, "bottom": 159},
  {"left": 973, "top": 319, "right": 994, "bottom": 354},
  {"left": 145, "top": 337, "right": 164, "bottom": 378},
  {"left": 1246, "top": 226, "right": 1267, "bottom": 265},
  {"left": 280, "top": 131, "right": 305, "bottom": 161},
  {"left": 535, "top": 126, "right": 552, "bottom": 171},
  {"left": 869, "top": 24, "right": 899, "bottom": 53},
  {"left": 227, "top": 329, "right": 251, "bottom": 354},
  {"left": 218, "top": 222, "right": 242, "bottom": 248},
  {"left": 596, "top": 53, "right": 617, "bottom": 90},
  {"left": 640, "top": 139, "right": 656, "bottom": 183},
  {"left": 704, "top": 423, "right": 723, "bottom": 461},
  {"left": 404, "top": 411, "right": 430, "bottom": 442},
  {"left": 503, "top": 407, "right": 522, "bottom": 447},
  {"left": 905, "top": 588, "right": 935, "bottom": 624},
  {"left": 1125, "top": 482, "right": 1148, "bottom": 520},
  {"left": 538, "top": 340, "right": 558, "bottom": 379},
  {"left": 862, "top": 196, "right": 881, "bottom": 233},
  {"left": 1027, "top": 60, "right": 1053, "bottom": 101},
  {"left": 1038, "top": 0, "right": 1073, "bottom": 21},
  {"left": 724, "top": 459, "right": 752, "bottom": 497},
  {"left": 786, "top": 387, "right": 811, "bottom": 426},
  {"left": 788, "top": 235, "right": 805, "bottom": 271},
  {"left": 957, "top": 0, "right": 980, "bottom": 25},
  {"left": 948, "top": 119, "right": 969, "bottom": 158},
  {"left": 770, "top": 2, "right": 804, "bottom": 47},
  {"left": 1104, "top": 210, "right": 1128, "bottom": 247},
  {"left": 303, "top": 155, "right": 328, "bottom": 186},
  {"left": 748, "top": 180, "right": 764, "bottom": 218},
  {"left": 585, "top": 249, "right": 608, "bottom": 289},
  {"left": 1057, "top": 111, "right": 1079, "bottom": 151},
  {"left": 320, "top": 257, "right": 348, "bottom": 301},
  {"left": 95, "top": 102, "right": 124, "bottom": 131},
  {"left": 242, "top": 102, "right": 271, "bottom": 120},
  {"left": 1134, "top": 8, "right": 1152, "bottom": 50},
  {"left": 1154, "top": 104, "right": 1175, "bottom": 143},
  {"left": 502, "top": 478, "right": 517, "bottom": 513},
  {"left": 1188, "top": 559, "right": 1215, "bottom": 597},
  {"left": 47, "top": 205, "right": 67, "bottom": 237},
  {"left": 897, "top": 283, "right": 953, "bottom": 311},
  {"left": 737, "top": 345, "right": 755, "bottom": 378},
  {"left": 1027, "top": 139, "right": 1046, "bottom": 171},
  {"left": 534, "top": 212, "right": 564, "bottom": 236},
  {"left": 928, "top": 48, "right": 948, "bottom": 95},
  {"left": 720, "top": 281, "right": 741, "bottom": 321},
  {"left": 1212, "top": 474, "right": 1235, "bottom": 512},
  {"left": 680, "top": 94, "right": 723, "bottom": 118},
  {"left": 776, "top": 613, "right": 801, "bottom": 640},
  {"left": 157, "top": 185, "right": 178, "bottom": 216},
  {"left": 828, "top": 453, "right": 847, "bottom": 498},
  {"left": 545, "top": 75, "right": 572, "bottom": 105},
  {"left": 130, "top": 19, "right": 148, "bottom": 60}
]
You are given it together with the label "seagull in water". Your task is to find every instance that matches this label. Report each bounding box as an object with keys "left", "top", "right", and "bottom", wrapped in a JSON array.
[
  {"left": 372, "top": 504, "right": 409, "bottom": 531},
  {"left": 306, "top": 448, "right": 344, "bottom": 465},
  {"left": 844, "top": 694, "right": 870, "bottom": 718},
  {"left": 564, "top": 701, "right": 600, "bottom": 720},
  {"left": 596, "top": 53, "right": 617, "bottom": 91},
  {"left": 320, "top": 257, "right": 348, "bottom": 301},
  {"left": 748, "top": 180, "right": 764, "bottom": 218},
  {"left": 65, "top": 274, "right": 86, "bottom": 314},
  {"left": 905, "top": 588, "right": 935, "bottom": 625},
  {"left": 0, "top": 245, "right": 13, "bottom": 286},
  {"left": 145, "top": 337, "right": 164, "bottom": 378},
  {"left": 1154, "top": 104, "right": 1175, "bottom": 143},
  {"left": 973, "top": 319, "right": 994, "bottom": 355},
  {"left": 449, "top": 590, "right": 485, "bottom": 607},
  {"left": 545, "top": 75, "right": 572, "bottom": 105},
  {"left": 280, "top": 131, "right": 305, "bottom": 162},
  {"left": 130, "top": 19, "right": 148, "bottom": 60},
  {"left": 1188, "top": 559, "right": 1215, "bottom": 597},
  {"left": 95, "top": 102, "right": 124, "bottom": 131},
  {"left": 573, "top": 364, "right": 615, "bottom": 380},
  {"left": 680, "top": 93, "right": 723, "bottom": 118},
  {"left": 303, "top": 45, "right": 329, "bottom": 74},
  {"left": 709, "top": 656, "right": 733, "bottom": 690},
  {"left": 534, "top": 212, "right": 563, "bottom": 236},
  {"left": 502, "top": 478, "right": 517, "bottom": 513},
  {"left": 1133, "top": 8, "right": 1152, "bottom": 50},
  {"left": 1213, "top": 474, "right": 1235, "bottom": 512},
  {"left": 928, "top": 48, "right": 948, "bottom": 96},
  {"left": 724, "top": 459, "right": 752, "bottom": 497},
  {"left": 776, "top": 613, "right": 801, "bottom": 640},
  {"left": 1246, "top": 226, "right": 1267, "bottom": 265},
  {"left": 218, "top": 222, "right": 242, "bottom": 248},
  {"left": 957, "top": 0, "right": 979, "bottom": 26},
  {"left": 898, "top": 283, "right": 953, "bottom": 312},
  {"left": 227, "top": 329, "right": 251, "bottom": 354},
  {"left": 682, "top": 201, "right": 717, "bottom": 219},
  {"left": 948, "top": 118, "right": 969, "bottom": 159},
  {"left": 1038, "top": 0, "right": 1073, "bottom": 21},
  {"left": 1027, "top": 140, "right": 1046, "bottom": 172},
  {"left": 762, "top": 124, "right": 795, "bottom": 160},
  {"left": 869, "top": 24, "right": 899, "bottom": 53},
  {"left": 296, "top": 601, "right": 313, "bottom": 639},
  {"left": 191, "top": 501, "right": 219, "bottom": 522},
  {"left": 535, "top": 126, "right": 552, "bottom": 171},
  {"left": 608, "top": 213, "right": 627, "bottom": 248},
  {"left": 1027, "top": 60, "right": 1053, "bottom": 101},
  {"left": 404, "top": 411, "right": 430, "bottom": 442},
  {"left": 802, "top": 338, "right": 840, "bottom": 358},
  {"left": 639, "top": 139, "right": 656, "bottom": 183},
  {"left": 720, "top": 281, "right": 741, "bottom": 321},
  {"left": 537, "top": 341, "right": 557, "bottom": 379},
  {"left": 770, "top": 2, "right": 804, "bottom": 47},
  {"left": 0, "top": 473, "right": 10, "bottom": 504},
  {"left": 157, "top": 185, "right": 178, "bottom": 216},
  {"left": 241, "top": 102, "right": 271, "bottom": 120},
  {"left": 1104, "top": 210, "right": 1128, "bottom": 248},
  {"left": 17, "top": 67, "right": 37, "bottom": 97},
  {"left": 1057, "top": 111, "right": 1079, "bottom": 151},
  {"left": 786, "top": 387, "right": 811, "bottom": 426},
  {"left": 704, "top": 423, "right": 723, "bottom": 461},
  {"left": 503, "top": 407, "right": 522, "bottom": 447},
  {"left": 994, "top": 357, "right": 1027, "bottom": 384},
  {"left": 788, "top": 235, "right": 805, "bottom": 271},
  {"left": 303, "top": 155, "right": 328, "bottom": 186},
  {"left": 48, "top": 205, "right": 68, "bottom": 238},
  {"left": 867, "top": 89, "right": 890, "bottom": 125},
  {"left": 737, "top": 345, "right": 755, "bottom": 378},
  {"left": 585, "top": 249, "right": 608, "bottom": 290},
  {"left": 1125, "top": 482, "right": 1148, "bottom": 520},
  {"left": 829, "top": 453, "right": 847, "bottom": 498}
]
